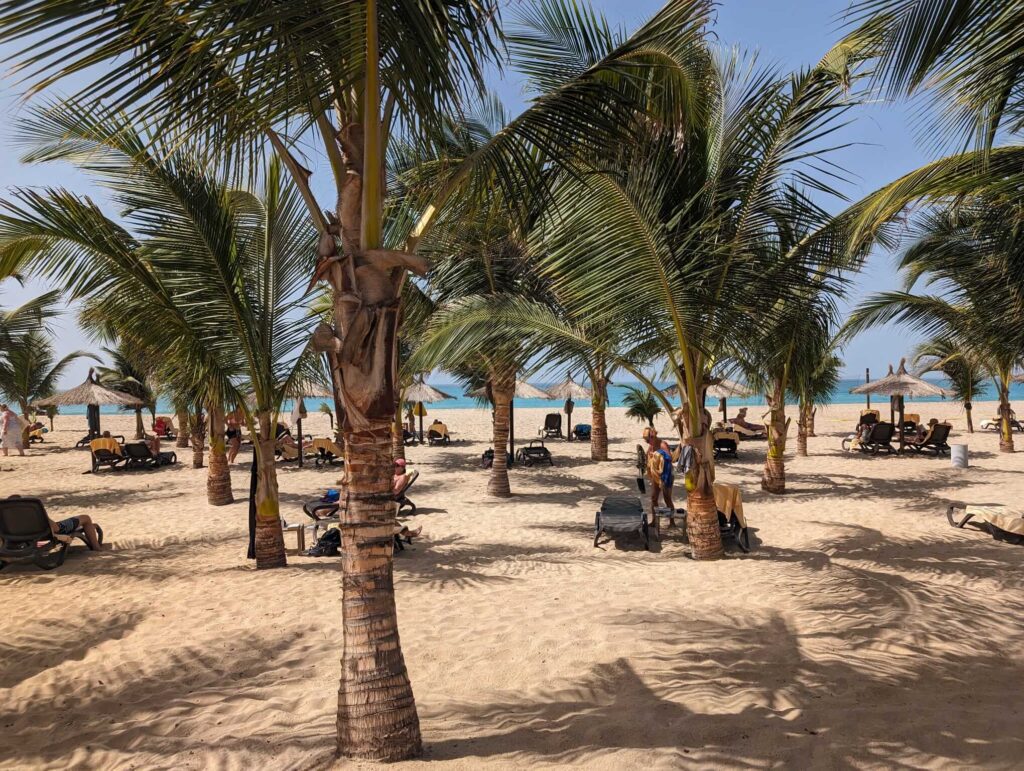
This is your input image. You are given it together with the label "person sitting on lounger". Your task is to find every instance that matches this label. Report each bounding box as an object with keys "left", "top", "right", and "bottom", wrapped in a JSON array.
[
  {"left": 429, "top": 419, "right": 449, "bottom": 437},
  {"left": 393, "top": 458, "right": 412, "bottom": 494},
  {"left": 49, "top": 513, "right": 102, "bottom": 551},
  {"left": 729, "top": 408, "right": 765, "bottom": 436},
  {"left": 914, "top": 418, "right": 939, "bottom": 442},
  {"left": 145, "top": 432, "right": 162, "bottom": 456},
  {"left": 153, "top": 416, "right": 171, "bottom": 437}
]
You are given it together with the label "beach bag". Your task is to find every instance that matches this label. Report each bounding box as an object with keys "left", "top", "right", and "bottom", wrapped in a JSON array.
[{"left": 307, "top": 528, "right": 341, "bottom": 557}]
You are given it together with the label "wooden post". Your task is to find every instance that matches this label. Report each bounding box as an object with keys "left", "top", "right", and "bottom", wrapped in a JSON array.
[{"left": 297, "top": 418, "right": 304, "bottom": 467}]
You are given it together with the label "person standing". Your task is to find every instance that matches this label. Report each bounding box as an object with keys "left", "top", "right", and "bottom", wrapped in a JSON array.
[{"left": 1, "top": 404, "right": 26, "bottom": 457}]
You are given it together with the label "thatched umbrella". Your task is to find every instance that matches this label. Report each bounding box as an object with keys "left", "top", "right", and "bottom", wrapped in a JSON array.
[
  {"left": 468, "top": 379, "right": 553, "bottom": 459},
  {"left": 851, "top": 359, "right": 949, "bottom": 450},
  {"left": 286, "top": 379, "right": 334, "bottom": 466},
  {"left": 36, "top": 371, "right": 143, "bottom": 441},
  {"left": 547, "top": 372, "right": 591, "bottom": 440},
  {"left": 665, "top": 377, "right": 753, "bottom": 420},
  {"left": 404, "top": 380, "right": 455, "bottom": 442}
]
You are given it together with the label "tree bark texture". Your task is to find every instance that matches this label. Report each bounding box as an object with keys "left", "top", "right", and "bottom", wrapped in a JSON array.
[
  {"left": 190, "top": 410, "right": 206, "bottom": 469},
  {"left": 336, "top": 422, "right": 421, "bottom": 761},
  {"left": 488, "top": 368, "right": 515, "bottom": 497},
  {"left": 761, "top": 388, "right": 789, "bottom": 494},
  {"left": 796, "top": 401, "right": 811, "bottom": 457},
  {"left": 253, "top": 415, "right": 286, "bottom": 568},
  {"left": 206, "top": 403, "right": 233, "bottom": 506},
  {"left": 392, "top": 403, "right": 406, "bottom": 461},
  {"left": 965, "top": 401, "right": 974, "bottom": 433},
  {"left": 676, "top": 402, "right": 723, "bottom": 560},
  {"left": 998, "top": 388, "right": 1015, "bottom": 452},
  {"left": 134, "top": 408, "right": 145, "bottom": 440},
  {"left": 591, "top": 380, "right": 609, "bottom": 461},
  {"left": 175, "top": 409, "right": 190, "bottom": 448}
]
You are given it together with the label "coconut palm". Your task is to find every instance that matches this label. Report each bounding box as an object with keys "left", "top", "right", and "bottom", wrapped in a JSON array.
[
  {"left": 0, "top": 288, "right": 61, "bottom": 348},
  {"left": 0, "top": 329, "right": 93, "bottom": 418},
  {"left": 847, "top": 197, "right": 1024, "bottom": 451},
  {"left": 913, "top": 336, "right": 988, "bottom": 432},
  {"left": 846, "top": 0, "right": 1024, "bottom": 150},
  {"left": 790, "top": 346, "right": 843, "bottom": 457},
  {"left": 0, "top": 115, "right": 318, "bottom": 553},
  {"left": 623, "top": 385, "right": 663, "bottom": 428},
  {"left": 95, "top": 344, "right": 157, "bottom": 439}
]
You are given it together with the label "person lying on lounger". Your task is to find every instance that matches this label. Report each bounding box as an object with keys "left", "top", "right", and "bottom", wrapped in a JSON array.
[
  {"left": 728, "top": 408, "right": 765, "bottom": 437},
  {"left": 49, "top": 513, "right": 103, "bottom": 551}
]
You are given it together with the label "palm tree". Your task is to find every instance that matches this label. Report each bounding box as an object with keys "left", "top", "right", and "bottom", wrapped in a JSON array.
[
  {"left": 847, "top": 198, "right": 1024, "bottom": 451},
  {"left": 0, "top": 288, "right": 61, "bottom": 348},
  {"left": 0, "top": 329, "right": 93, "bottom": 418},
  {"left": 0, "top": 115, "right": 318, "bottom": 552},
  {"left": 914, "top": 338, "right": 990, "bottom": 433},
  {"left": 791, "top": 347, "right": 842, "bottom": 457},
  {"left": 95, "top": 344, "right": 157, "bottom": 439},
  {"left": 623, "top": 385, "right": 663, "bottom": 428}
]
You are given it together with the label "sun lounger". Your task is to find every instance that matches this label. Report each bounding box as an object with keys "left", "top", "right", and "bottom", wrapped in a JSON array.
[
  {"left": 403, "top": 429, "right": 418, "bottom": 446},
  {"left": 0, "top": 496, "right": 103, "bottom": 571},
  {"left": 859, "top": 409, "right": 880, "bottom": 428},
  {"left": 572, "top": 424, "right": 591, "bottom": 441},
  {"left": 541, "top": 413, "right": 563, "bottom": 439},
  {"left": 427, "top": 423, "right": 450, "bottom": 446},
  {"left": 89, "top": 438, "right": 126, "bottom": 473},
  {"left": 947, "top": 504, "right": 1024, "bottom": 545},
  {"left": 594, "top": 496, "right": 649, "bottom": 549},
  {"left": 122, "top": 442, "right": 178, "bottom": 469},
  {"left": 671, "top": 483, "right": 752, "bottom": 552},
  {"left": 901, "top": 412, "right": 921, "bottom": 434},
  {"left": 844, "top": 421, "right": 896, "bottom": 454},
  {"left": 980, "top": 417, "right": 1024, "bottom": 432},
  {"left": 516, "top": 439, "right": 554, "bottom": 467},
  {"left": 310, "top": 438, "right": 344, "bottom": 466},
  {"left": 905, "top": 422, "right": 951, "bottom": 456},
  {"left": 300, "top": 472, "right": 421, "bottom": 545},
  {"left": 78, "top": 431, "right": 125, "bottom": 448},
  {"left": 713, "top": 429, "right": 740, "bottom": 459},
  {"left": 728, "top": 421, "right": 766, "bottom": 439},
  {"left": 277, "top": 442, "right": 316, "bottom": 462}
]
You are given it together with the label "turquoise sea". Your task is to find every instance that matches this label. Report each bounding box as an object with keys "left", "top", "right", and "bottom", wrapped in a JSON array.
[{"left": 48, "top": 378, "right": 1024, "bottom": 415}]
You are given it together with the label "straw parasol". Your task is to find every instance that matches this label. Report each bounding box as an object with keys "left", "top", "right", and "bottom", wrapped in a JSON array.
[
  {"left": 851, "top": 359, "right": 949, "bottom": 450},
  {"left": 36, "top": 372, "right": 143, "bottom": 439},
  {"left": 468, "top": 379, "right": 553, "bottom": 460},
  {"left": 547, "top": 372, "right": 591, "bottom": 440},
  {"left": 665, "top": 377, "right": 753, "bottom": 420},
  {"left": 404, "top": 380, "right": 455, "bottom": 442}
]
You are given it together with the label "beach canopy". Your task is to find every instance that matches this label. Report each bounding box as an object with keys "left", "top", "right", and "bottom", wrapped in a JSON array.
[
  {"left": 405, "top": 381, "right": 455, "bottom": 403},
  {"left": 547, "top": 374, "right": 591, "bottom": 400},
  {"left": 1013, "top": 373, "right": 1024, "bottom": 384},
  {"left": 850, "top": 360, "right": 949, "bottom": 398},
  {"left": 664, "top": 377, "right": 753, "bottom": 399},
  {"left": 468, "top": 380, "right": 553, "bottom": 400},
  {"left": 36, "top": 377, "right": 143, "bottom": 408}
]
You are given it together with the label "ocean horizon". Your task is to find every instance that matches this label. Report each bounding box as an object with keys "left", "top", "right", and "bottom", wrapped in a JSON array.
[{"left": 42, "top": 378, "right": 1024, "bottom": 416}]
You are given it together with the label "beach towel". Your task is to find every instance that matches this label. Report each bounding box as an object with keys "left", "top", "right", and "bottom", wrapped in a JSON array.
[
  {"left": 89, "top": 437, "right": 122, "bottom": 455},
  {"left": 960, "top": 506, "right": 1024, "bottom": 537},
  {"left": 713, "top": 482, "right": 747, "bottom": 529}
]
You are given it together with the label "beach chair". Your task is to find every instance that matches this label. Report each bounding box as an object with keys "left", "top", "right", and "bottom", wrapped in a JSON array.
[
  {"left": 858, "top": 409, "right": 880, "bottom": 429},
  {"left": 905, "top": 422, "right": 952, "bottom": 456},
  {"left": 122, "top": 442, "right": 178, "bottom": 469},
  {"left": 571, "top": 424, "right": 591, "bottom": 441},
  {"left": 713, "top": 482, "right": 751, "bottom": 552},
  {"left": 594, "top": 496, "right": 649, "bottom": 550},
  {"left": 727, "top": 421, "right": 766, "bottom": 439},
  {"left": 395, "top": 470, "right": 419, "bottom": 515},
  {"left": 855, "top": 422, "right": 897, "bottom": 455},
  {"left": 713, "top": 429, "right": 740, "bottom": 459},
  {"left": 427, "top": 423, "right": 450, "bottom": 446},
  {"left": 516, "top": 439, "right": 554, "bottom": 467},
  {"left": 901, "top": 412, "right": 921, "bottom": 435},
  {"left": 89, "top": 437, "right": 126, "bottom": 473},
  {"left": 541, "top": 413, "right": 563, "bottom": 439},
  {"left": 300, "top": 472, "right": 421, "bottom": 544},
  {"left": 27, "top": 424, "right": 46, "bottom": 444},
  {"left": 0, "top": 496, "right": 103, "bottom": 571},
  {"left": 309, "top": 438, "right": 344, "bottom": 466},
  {"left": 980, "top": 415, "right": 1024, "bottom": 432},
  {"left": 403, "top": 429, "right": 418, "bottom": 446},
  {"left": 947, "top": 504, "right": 1024, "bottom": 545}
]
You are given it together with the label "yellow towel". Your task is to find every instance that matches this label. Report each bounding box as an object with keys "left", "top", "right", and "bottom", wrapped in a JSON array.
[
  {"left": 904, "top": 413, "right": 920, "bottom": 424},
  {"left": 713, "top": 482, "right": 747, "bottom": 529},
  {"left": 89, "top": 437, "right": 122, "bottom": 455},
  {"left": 965, "top": 506, "right": 1024, "bottom": 536},
  {"left": 311, "top": 438, "right": 344, "bottom": 457},
  {"left": 430, "top": 422, "right": 449, "bottom": 436}
]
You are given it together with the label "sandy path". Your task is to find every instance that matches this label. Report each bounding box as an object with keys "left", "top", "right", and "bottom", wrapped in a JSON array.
[{"left": 1, "top": 402, "right": 1023, "bottom": 769}]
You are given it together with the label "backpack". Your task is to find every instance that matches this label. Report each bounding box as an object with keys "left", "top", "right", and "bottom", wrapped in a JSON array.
[{"left": 306, "top": 527, "right": 341, "bottom": 557}]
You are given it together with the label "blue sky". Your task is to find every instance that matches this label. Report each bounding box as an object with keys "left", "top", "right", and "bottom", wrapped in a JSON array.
[{"left": 0, "top": 0, "right": 933, "bottom": 388}]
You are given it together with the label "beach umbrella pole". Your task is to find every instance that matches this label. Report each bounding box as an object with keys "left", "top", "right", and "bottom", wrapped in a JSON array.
[
  {"left": 418, "top": 407, "right": 424, "bottom": 444},
  {"left": 297, "top": 418, "right": 304, "bottom": 467}
]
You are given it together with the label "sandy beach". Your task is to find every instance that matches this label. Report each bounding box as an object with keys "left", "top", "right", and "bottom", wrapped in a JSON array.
[{"left": 2, "top": 400, "right": 1023, "bottom": 769}]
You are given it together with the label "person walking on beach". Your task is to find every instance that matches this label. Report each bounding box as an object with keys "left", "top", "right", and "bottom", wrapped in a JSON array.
[{"left": 1, "top": 404, "right": 25, "bottom": 457}]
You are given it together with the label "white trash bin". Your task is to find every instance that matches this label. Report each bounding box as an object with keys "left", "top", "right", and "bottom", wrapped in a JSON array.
[{"left": 951, "top": 444, "right": 969, "bottom": 469}]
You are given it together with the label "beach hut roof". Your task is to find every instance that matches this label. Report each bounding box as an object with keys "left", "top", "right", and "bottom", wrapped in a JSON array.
[
  {"left": 1013, "top": 372, "right": 1024, "bottom": 384},
  {"left": 665, "top": 377, "right": 753, "bottom": 399},
  {"left": 546, "top": 373, "right": 591, "bottom": 400},
  {"left": 405, "top": 381, "right": 455, "bottom": 403},
  {"left": 36, "top": 377, "right": 144, "bottom": 408},
  {"left": 850, "top": 359, "right": 949, "bottom": 397},
  {"left": 287, "top": 378, "right": 333, "bottom": 398}
]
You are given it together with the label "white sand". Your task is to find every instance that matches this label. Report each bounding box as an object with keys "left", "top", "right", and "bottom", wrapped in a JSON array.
[{"left": 1, "top": 401, "right": 1023, "bottom": 769}]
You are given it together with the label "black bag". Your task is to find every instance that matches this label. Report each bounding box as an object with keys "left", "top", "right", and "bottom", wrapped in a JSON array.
[
  {"left": 306, "top": 527, "right": 341, "bottom": 557},
  {"left": 481, "top": 448, "right": 494, "bottom": 469}
]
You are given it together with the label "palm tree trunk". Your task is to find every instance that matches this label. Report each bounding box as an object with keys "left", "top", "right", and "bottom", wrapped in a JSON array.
[
  {"left": 175, "top": 408, "right": 190, "bottom": 448},
  {"left": 207, "top": 402, "right": 233, "bottom": 506},
  {"left": 762, "top": 386, "right": 789, "bottom": 494},
  {"left": 591, "top": 381, "right": 609, "bottom": 461},
  {"left": 335, "top": 419, "right": 420, "bottom": 759},
  {"left": 998, "top": 385, "right": 1014, "bottom": 452},
  {"left": 134, "top": 407, "right": 145, "bottom": 439},
  {"left": 254, "top": 413, "right": 286, "bottom": 568},
  {"left": 796, "top": 400, "right": 810, "bottom": 457},
  {"left": 392, "top": 403, "right": 405, "bottom": 461},
  {"left": 676, "top": 398, "right": 723, "bottom": 561},
  {"left": 488, "top": 368, "right": 514, "bottom": 497},
  {"left": 808, "top": 407, "right": 816, "bottom": 436},
  {"left": 965, "top": 401, "right": 974, "bottom": 433},
  {"left": 190, "top": 410, "right": 206, "bottom": 469}
]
